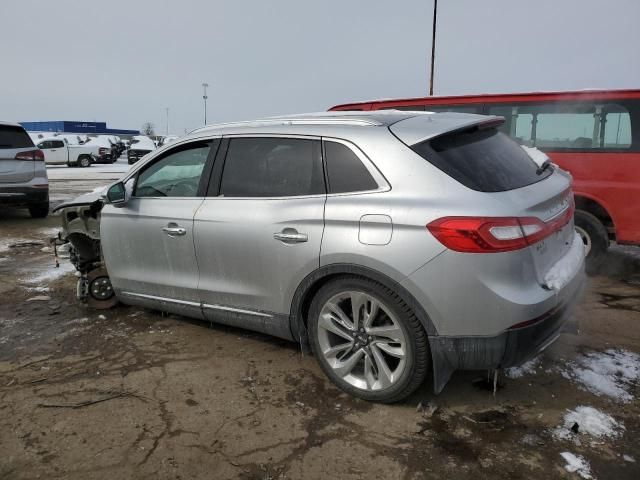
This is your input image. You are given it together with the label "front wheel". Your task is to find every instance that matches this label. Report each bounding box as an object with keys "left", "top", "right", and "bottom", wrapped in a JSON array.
[
  {"left": 308, "top": 276, "right": 429, "bottom": 403},
  {"left": 575, "top": 210, "right": 608, "bottom": 274},
  {"left": 78, "top": 156, "right": 91, "bottom": 168}
]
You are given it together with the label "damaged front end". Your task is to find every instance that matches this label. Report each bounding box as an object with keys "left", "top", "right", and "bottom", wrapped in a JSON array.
[{"left": 52, "top": 191, "right": 118, "bottom": 309}]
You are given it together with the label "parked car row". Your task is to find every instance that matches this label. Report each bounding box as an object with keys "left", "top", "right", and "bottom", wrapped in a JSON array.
[{"left": 0, "top": 122, "right": 49, "bottom": 217}]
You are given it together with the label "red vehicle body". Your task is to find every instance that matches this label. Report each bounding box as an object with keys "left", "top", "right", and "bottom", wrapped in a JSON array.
[{"left": 330, "top": 90, "right": 640, "bottom": 266}]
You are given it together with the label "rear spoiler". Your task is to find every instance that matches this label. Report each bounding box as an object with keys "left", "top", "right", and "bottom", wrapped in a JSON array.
[{"left": 389, "top": 113, "right": 504, "bottom": 147}]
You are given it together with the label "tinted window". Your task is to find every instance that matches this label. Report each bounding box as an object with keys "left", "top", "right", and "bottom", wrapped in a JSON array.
[
  {"left": 0, "top": 125, "right": 34, "bottom": 149},
  {"left": 412, "top": 128, "right": 552, "bottom": 192},
  {"left": 52, "top": 140, "right": 65, "bottom": 148},
  {"left": 488, "top": 102, "right": 633, "bottom": 150},
  {"left": 220, "top": 138, "right": 324, "bottom": 197},
  {"left": 324, "top": 141, "right": 378, "bottom": 193},
  {"left": 135, "top": 142, "right": 211, "bottom": 197}
]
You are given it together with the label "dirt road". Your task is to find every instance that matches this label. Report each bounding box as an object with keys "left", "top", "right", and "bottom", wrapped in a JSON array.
[{"left": 1, "top": 176, "right": 639, "bottom": 479}]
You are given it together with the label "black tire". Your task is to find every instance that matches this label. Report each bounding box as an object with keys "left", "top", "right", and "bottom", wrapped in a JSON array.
[
  {"left": 78, "top": 156, "right": 91, "bottom": 168},
  {"left": 308, "top": 275, "right": 429, "bottom": 403},
  {"left": 28, "top": 202, "right": 49, "bottom": 218},
  {"left": 575, "top": 209, "right": 608, "bottom": 273}
]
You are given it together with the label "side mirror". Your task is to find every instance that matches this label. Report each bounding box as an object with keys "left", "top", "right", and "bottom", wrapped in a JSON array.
[{"left": 106, "top": 182, "right": 128, "bottom": 207}]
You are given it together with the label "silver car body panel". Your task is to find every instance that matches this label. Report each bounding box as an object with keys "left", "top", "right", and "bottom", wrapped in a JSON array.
[{"left": 59, "top": 112, "right": 585, "bottom": 392}]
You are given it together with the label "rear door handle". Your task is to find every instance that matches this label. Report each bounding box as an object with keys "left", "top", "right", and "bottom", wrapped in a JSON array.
[
  {"left": 162, "top": 224, "right": 186, "bottom": 237},
  {"left": 274, "top": 230, "right": 308, "bottom": 244}
]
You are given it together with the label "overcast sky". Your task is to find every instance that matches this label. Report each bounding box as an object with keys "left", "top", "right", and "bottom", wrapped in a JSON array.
[{"left": 2, "top": 0, "right": 639, "bottom": 135}]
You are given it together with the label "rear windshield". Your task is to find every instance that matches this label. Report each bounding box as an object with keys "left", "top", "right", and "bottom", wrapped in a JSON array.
[
  {"left": 412, "top": 127, "right": 552, "bottom": 192},
  {"left": 0, "top": 125, "right": 34, "bottom": 149}
]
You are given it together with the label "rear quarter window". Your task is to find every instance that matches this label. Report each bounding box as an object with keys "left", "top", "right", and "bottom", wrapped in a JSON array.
[
  {"left": 0, "top": 125, "right": 34, "bottom": 149},
  {"left": 412, "top": 127, "right": 552, "bottom": 192},
  {"left": 324, "top": 141, "right": 378, "bottom": 193}
]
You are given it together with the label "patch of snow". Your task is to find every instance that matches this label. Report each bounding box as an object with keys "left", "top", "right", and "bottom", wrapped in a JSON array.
[
  {"left": 544, "top": 233, "right": 585, "bottom": 291},
  {"left": 561, "top": 349, "right": 640, "bottom": 403},
  {"left": 20, "top": 261, "right": 75, "bottom": 285},
  {"left": 553, "top": 406, "right": 623, "bottom": 440},
  {"left": 521, "top": 145, "right": 550, "bottom": 168},
  {"left": 505, "top": 356, "right": 541, "bottom": 379},
  {"left": 623, "top": 454, "right": 635, "bottom": 463},
  {"left": 560, "top": 452, "right": 592, "bottom": 479}
]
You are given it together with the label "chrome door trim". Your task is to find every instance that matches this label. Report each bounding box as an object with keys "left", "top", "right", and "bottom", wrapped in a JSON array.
[
  {"left": 121, "top": 291, "right": 201, "bottom": 308},
  {"left": 202, "top": 303, "right": 273, "bottom": 318},
  {"left": 122, "top": 291, "right": 274, "bottom": 318}
]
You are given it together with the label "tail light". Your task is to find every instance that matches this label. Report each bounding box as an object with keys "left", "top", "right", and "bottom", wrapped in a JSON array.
[
  {"left": 98, "top": 147, "right": 108, "bottom": 156},
  {"left": 427, "top": 201, "right": 574, "bottom": 253},
  {"left": 15, "top": 149, "right": 45, "bottom": 161}
]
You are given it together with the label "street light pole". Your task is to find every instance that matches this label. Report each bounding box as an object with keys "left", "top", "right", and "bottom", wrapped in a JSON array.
[
  {"left": 202, "top": 83, "right": 209, "bottom": 125},
  {"left": 429, "top": 0, "right": 438, "bottom": 96}
]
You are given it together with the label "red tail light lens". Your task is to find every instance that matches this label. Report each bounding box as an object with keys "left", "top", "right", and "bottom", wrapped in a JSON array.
[
  {"left": 427, "top": 202, "right": 574, "bottom": 253},
  {"left": 15, "top": 149, "right": 44, "bottom": 161}
]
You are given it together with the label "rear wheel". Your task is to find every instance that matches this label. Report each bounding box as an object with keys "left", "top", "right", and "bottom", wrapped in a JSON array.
[
  {"left": 308, "top": 276, "right": 429, "bottom": 403},
  {"left": 575, "top": 209, "right": 608, "bottom": 273},
  {"left": 28, "top": 202, "right": 49, "bottom": 218}
]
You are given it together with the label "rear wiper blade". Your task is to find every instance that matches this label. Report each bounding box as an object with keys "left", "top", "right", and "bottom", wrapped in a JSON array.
[{"left": 536, "top": 159, "right": 552, "bottom": 175}]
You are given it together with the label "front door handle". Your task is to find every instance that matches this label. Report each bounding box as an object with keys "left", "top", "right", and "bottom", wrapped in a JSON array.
[
  {"left": 274, "top": 229, "right": 308, "bottom": 244},
  {"left": 162, "top": 224, "right": 186, "bottom": 237}
]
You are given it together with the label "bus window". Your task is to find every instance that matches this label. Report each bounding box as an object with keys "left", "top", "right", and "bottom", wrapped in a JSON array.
[
  {"left": 487, "top": 102, "right": 633, "bottom": 150},
  {"left": 424, "top": 104, "right": 483, "bottom": 114},
  {"left": 379, "top": 105, "right": 426, "bottom": 111},
  {"left": 486, "top": 105, "right": 534, "bottom": 146}
]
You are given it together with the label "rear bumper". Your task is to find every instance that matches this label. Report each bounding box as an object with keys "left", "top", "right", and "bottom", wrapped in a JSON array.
[
  {"left": 428, "top": 260, "right": 585, "bottom": 393},
  {"left": 0, "top": 185, "right": 49, "bottom": 206}
]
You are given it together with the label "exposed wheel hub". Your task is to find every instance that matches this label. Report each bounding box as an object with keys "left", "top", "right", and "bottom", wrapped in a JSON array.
[{"left": 90, "top": 276, "right": 113, "bottom": 300}]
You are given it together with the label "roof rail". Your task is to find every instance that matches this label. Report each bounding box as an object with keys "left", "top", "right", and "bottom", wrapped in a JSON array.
[{"left": 190, "top": 117, "right": 382, "bottom": 134}]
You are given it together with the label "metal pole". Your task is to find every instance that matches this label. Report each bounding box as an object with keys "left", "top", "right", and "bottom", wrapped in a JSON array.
[
  {"left": 166, "top": 107, "right": 169, "bottom": 135},
  {"left": 202, "top": 83, "right": 209, "bottom": 125},
  {"left": 429, "top": 0, "right": 438, "bottom": 96}
]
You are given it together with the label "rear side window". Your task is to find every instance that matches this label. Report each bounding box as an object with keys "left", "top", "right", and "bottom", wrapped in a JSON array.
[
  {"left": 324, "top": 141, "right": 378, "bottom": 193},
  {"left": 0, "top": 125, "right": 34, "bottom": 149},
  {"left": 220, "top": 138, "right": 324, "bottom": 197},
  {"left": 412, "top": 128, "right": 552, "bottom": 192}
]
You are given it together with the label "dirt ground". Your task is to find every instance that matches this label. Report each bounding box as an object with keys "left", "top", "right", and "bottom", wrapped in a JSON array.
[{"left": 1, "top": 178, "right": 639, "bottom": 479}]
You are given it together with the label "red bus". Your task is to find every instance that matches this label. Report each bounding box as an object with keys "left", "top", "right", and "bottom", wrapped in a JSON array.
[{"left": 330, "top": 89, "right": 640, "bottom": 269}]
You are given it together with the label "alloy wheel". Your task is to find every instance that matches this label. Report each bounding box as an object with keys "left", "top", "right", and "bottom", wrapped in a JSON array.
[{"left": 316, "top": 291, "right": 408, "bottom": 391}]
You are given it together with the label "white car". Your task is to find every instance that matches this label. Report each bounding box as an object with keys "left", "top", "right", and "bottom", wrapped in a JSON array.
[{"left": 36, "top": 137, "right": 98, "bottom": 167}]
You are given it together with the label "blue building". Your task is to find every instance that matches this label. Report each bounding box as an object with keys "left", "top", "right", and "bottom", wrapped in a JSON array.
[{"left": 20, "top": 121, "right": 139, "bottom": 136}]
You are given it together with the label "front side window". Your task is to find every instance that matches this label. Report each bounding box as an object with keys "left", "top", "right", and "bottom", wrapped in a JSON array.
[
  {"left": 220, "top": 137, "right": 324, "bottom": 197},
  {"left": 134, "top": 142, "right": 211, "bottom": 198},
  {"left": 324, "top": 141, "right": 378, "bottom": 193}
]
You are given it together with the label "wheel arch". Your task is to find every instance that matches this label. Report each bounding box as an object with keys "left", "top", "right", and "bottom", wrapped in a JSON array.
[
  {"left": 573, "top": 193, "right": 616, "bottom": 240},
  {"left": 288, "top": 264, "right": 438, "bottom": 344}
]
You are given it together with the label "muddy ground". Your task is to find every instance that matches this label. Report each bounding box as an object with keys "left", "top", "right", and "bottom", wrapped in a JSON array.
[{"left": 1, "top": 177, "right": 639, "bottom": 479}]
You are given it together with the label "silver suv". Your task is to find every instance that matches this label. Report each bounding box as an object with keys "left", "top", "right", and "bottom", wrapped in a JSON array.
[
  {"left": 56, "top": 112, "right": 585, "bottom": 402},
  {"left": 0, "top": 122, "right": 49, "bottom": 217}
]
